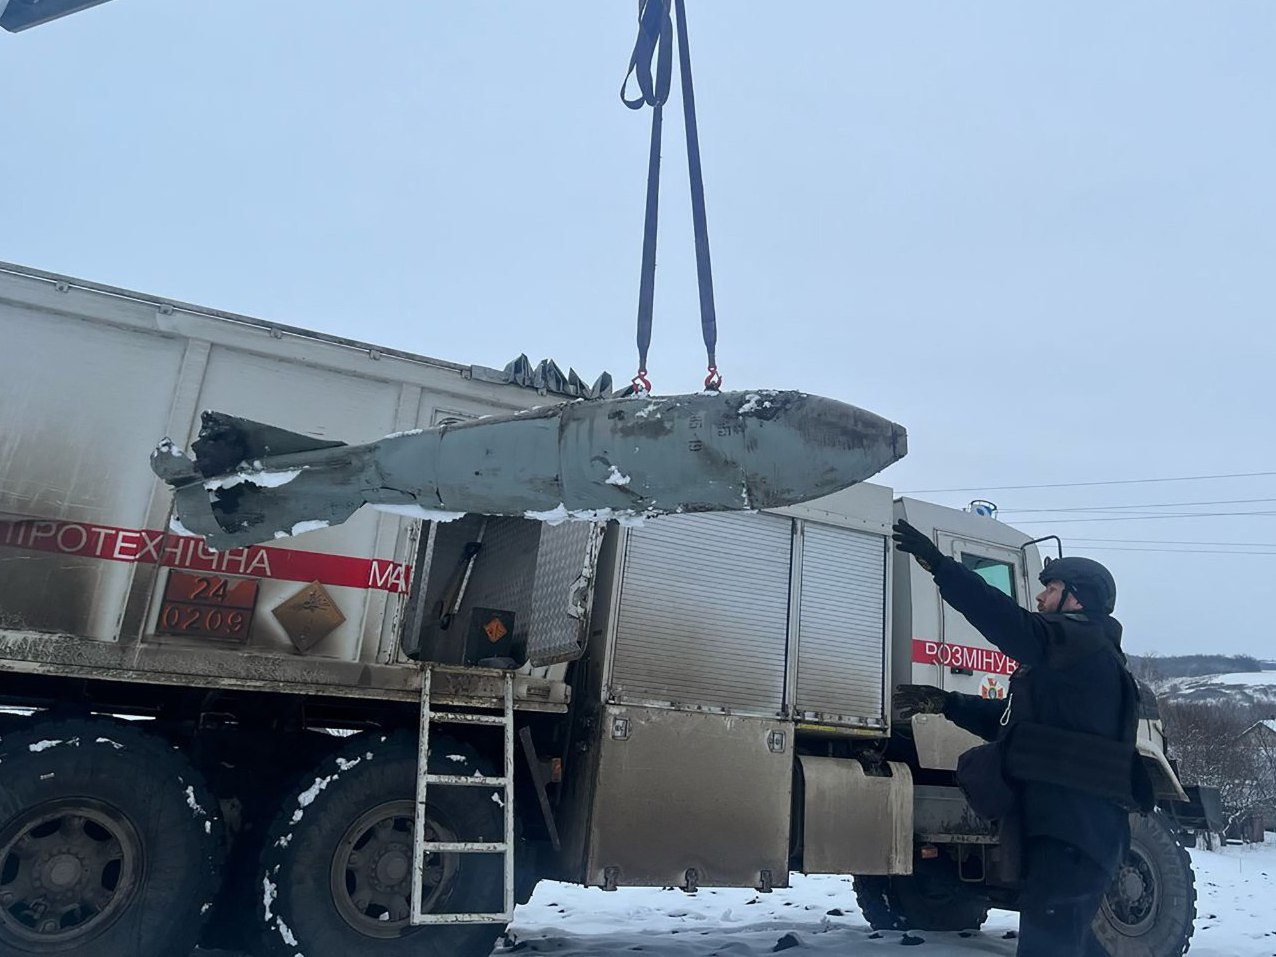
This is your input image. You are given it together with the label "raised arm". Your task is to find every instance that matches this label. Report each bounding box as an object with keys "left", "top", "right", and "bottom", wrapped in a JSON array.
[
  {"left": 893, "top": 520, "right": 1052, "bottom": 667},
  {"left": 931, "top": 557, "right": 1053, "bottom": 667}
]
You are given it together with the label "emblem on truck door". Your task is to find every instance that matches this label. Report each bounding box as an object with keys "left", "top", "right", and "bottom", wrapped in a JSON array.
[{"left": 979, "top": 675, "right": 1006, "bottom": 699}]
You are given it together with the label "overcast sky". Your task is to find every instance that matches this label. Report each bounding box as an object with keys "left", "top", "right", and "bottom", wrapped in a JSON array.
[{"left": 3, "top": 2, "right": 1274, "bottom": 659}]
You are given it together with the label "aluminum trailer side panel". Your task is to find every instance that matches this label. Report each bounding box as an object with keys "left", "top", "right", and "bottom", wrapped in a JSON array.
[
  {"left": 0, "top": 263, "right": 563, "bottom": 703},
  {"left": 584, "top": 705, "right": 793, "bottom": 889},
  {"left": 596, "top": 483, "right": 895, "bottom": 729}
]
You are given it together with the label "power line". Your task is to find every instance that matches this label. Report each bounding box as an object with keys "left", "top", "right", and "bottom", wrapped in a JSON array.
[
  {"left": 902, "top": 470, "right": 1276, "bottom": 494},
  {"left": 1012, "top": 510, "right": 1276, "bottom": 524},
  {"left": 1069, "top": 537, "right": 1276, "bottom": 547},
  {"left": 1071, "top": 545, "right": 1276, "bottom": 556},
  {"left": 999, "top": 497, "right": 1276, "bottom": 515}
]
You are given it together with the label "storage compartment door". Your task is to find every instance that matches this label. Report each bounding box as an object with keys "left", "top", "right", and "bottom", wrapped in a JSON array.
[
  {"left": 608, "top": 512, "right": 792, "bottom": 715},
  {"left": 408, "top": 516, "right": 601, "bottom": 666},
  {"left": 585, "top": 706, "right": 792, "bottom": 888},
  {"left": 794, "top": 523, "right": 888, "bottom": 727}
]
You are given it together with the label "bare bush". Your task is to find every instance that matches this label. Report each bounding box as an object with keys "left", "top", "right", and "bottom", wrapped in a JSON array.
[{"left": 1161, "top": 700, "right": 1276, "bottom": 835}]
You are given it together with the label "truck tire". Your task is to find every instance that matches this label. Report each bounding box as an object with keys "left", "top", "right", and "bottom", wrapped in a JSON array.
[
  {"left": 1092, "top": 812, "right": 1196, "bottom": 957},
  {"left": 0, "top": 718, "right": 221, "bottom": 957},
  {"left": 257, "top": 730, "right": 505, "bottom": 957},
  {"left": 199, "top": 728, "right": 351, "bottom": 952},
  {"left": 853, "top": 858, "right": 989, "bottom": 932}
]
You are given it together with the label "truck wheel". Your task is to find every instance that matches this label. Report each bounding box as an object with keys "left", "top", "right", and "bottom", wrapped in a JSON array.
[
  {"left": 0, "top": 718, "right": 221, "bottom": 957},
  {"left": 1092, "top": 812, "right": 1196, "bottom": 957},
  {"left": 257, "top": 731, "right": 505, "bottom": 957},
  {"left": 198, "top": 728, "right": 351, "bottom": 952},
  {"left": 853, "top": 858, "right": 989, "bottom": 932}
]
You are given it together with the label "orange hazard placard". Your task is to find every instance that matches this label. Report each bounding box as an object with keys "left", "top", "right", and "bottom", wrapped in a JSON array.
[
  {"left": 159, "top": 571, "right": 259, "bottom": 641},
  {"left": 162, "top": 571, "right": 258, "bottom": 608}
]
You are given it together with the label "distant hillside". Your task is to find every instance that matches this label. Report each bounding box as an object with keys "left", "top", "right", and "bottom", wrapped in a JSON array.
[
  {"left": 1128, "top": 654, "right": 1265, "bottom": 681},
  {"left": 1126, "top": 655, "right": 1276, "bottom": 709},
  {"left": 1155, "top": 671, "right": 1276, "bottom": 709}
]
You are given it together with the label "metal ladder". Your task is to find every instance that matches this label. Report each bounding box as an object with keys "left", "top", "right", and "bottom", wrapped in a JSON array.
[{"left": 410, "top": 664, "right": 516, "bottom": 925}]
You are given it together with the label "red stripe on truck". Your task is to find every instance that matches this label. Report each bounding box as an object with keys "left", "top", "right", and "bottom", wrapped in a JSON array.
[
  {"left": 911, "top": 638, "right": 1018, "bottom": 676},
  {"left": 0, "top": 519, "right": 411, "bottom": 594}
]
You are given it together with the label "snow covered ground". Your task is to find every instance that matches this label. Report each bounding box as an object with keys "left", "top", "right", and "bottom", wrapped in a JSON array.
[
  {"left": 1158, "top": 670, "right": 1276, "bottom": 707},
  {"left": 200, "top": 841, "right": 1276, "bottom": 956}
]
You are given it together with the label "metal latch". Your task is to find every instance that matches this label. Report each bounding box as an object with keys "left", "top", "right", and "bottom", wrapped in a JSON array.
[{"left": 683, "top": 868, "right": 699, "bottom": 893}]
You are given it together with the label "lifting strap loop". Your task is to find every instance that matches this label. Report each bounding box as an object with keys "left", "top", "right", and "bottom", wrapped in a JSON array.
[
  {"left": 673, "top": 0, "right": 719, "bottom": 385},
  {"left": 621, "top": 0, "right": 672, "bottom": 110},
  {"left": 635, "top": 93, "right": 664, "bottom": 383},
  {"left": 622, "top": 0, "right": 721, "bottom": 393},
  {"left": 623, "top": 0, "right": 672, "bottom": 388}
]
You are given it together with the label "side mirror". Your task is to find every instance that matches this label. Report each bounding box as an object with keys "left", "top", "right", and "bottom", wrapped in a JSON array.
[{"left": 1022, "top": 535, "right": 1063, "bottom": 563}]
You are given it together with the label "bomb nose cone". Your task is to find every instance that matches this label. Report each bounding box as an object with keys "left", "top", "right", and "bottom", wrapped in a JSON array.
[
  {"left": 791, "top": 394, "right": 906, "bottom": 455},
  {"left": 735, "top": 392, "right": 907, "bottom": 508},
  {"left": 558, "top": 390, "right": 906, "bottom": 515}
]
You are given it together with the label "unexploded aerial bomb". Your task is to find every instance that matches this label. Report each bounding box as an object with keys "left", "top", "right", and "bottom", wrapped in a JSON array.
[{"left": 151, "top": 390, "right": 907, "bottom": 551}]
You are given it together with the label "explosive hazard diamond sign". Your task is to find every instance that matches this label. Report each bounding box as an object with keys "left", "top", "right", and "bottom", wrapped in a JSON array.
[
  {"left": 272, "top": 580, "right": 346, "bottom": 654},
  {"left": 484, "top": 617, "right": 509, "bottom": 643}
]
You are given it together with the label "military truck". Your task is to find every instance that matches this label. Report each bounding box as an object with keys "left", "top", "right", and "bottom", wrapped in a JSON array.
[{"left": 0, "top": 261, "right": 1195, "bottom": 957}]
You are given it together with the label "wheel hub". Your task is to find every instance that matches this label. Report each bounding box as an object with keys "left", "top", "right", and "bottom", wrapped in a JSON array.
[
  {"left": 330, "top": 800, "right": 460, "bottom": 939},
  {"left": 34, "top": 849, "right": 89, "bottom": 897},
  {"left": 372, "top": 847, "right": 408, "bottom": 893},
  {"left": 0, "top": 801, "right": 139, "bottom": 943},
  {"left": 1118, "top": 864, "right": 1147, "bottom": 902},
  {"left": 371, "top": 846, "right": 411, "bottom": 889},
  {"left": 1103, "top": 846, "right": 1159, "bottom": 933}
]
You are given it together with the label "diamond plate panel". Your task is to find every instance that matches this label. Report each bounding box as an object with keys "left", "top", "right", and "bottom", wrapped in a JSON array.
[
  {"left": 525, "top": 521, "right": 603, "bottom": 665},
  {"left": 451, "top": 517, "right": 541, "bottom": 646},
  {"left": 432, "top": 517, "right": 598, "bottom": 666}
]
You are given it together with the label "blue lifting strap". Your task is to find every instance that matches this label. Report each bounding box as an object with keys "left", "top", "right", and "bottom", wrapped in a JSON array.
[{"left": 621, "top": 0, "right": 721, "bottom": 393}]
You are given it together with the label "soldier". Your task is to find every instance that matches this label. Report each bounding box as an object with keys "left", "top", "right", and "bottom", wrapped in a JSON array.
[{"left": 891, "top": 520, "right": 1149, "bottom": 957}]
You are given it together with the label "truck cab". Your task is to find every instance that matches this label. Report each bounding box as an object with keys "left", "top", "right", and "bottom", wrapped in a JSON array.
[
  {"left": 871, "top": 500, "right": 1195, "bottom": 956},
  {"left": 892, "top": 498, "right": 1187, "bottom": 805}
]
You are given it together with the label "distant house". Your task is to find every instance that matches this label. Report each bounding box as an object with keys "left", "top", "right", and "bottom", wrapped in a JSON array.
[
  {"left": 1240, "top": 717, "right": 1276, "bottom": 749},
  {"left": 1237, "top": 718, "right": 1276, "bottom": 839}
]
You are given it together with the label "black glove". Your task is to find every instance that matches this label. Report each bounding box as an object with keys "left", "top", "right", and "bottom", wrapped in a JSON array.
[
  {"left": 892, "top": 520, "right": 944, "bottom": 572},
  {"left": 893, "top": 684, "right": 952, "bottom": 722}
]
